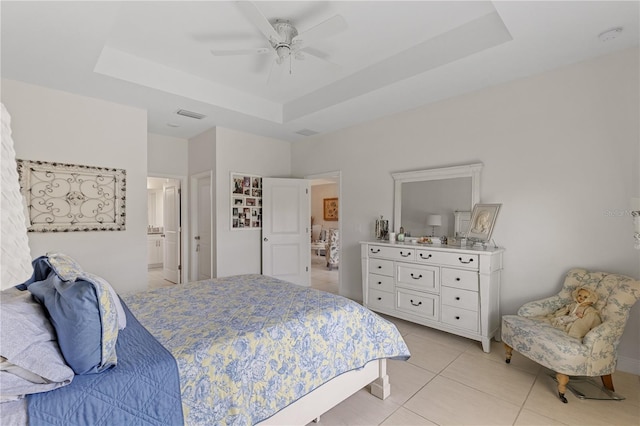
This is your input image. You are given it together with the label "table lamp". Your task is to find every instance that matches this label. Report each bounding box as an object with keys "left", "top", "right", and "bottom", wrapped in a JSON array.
[{"left": 426, "top": 214, "right": 442, "bottom": 236}]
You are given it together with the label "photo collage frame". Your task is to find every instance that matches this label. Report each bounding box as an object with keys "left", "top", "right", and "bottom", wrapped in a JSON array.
[{"left": 231, "top": 172, "right": 262, "bottom": 229}]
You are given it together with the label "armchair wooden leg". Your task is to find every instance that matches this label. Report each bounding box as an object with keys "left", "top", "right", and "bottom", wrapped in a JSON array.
[
  {"left": 601, "top": 374, "right": 615, "bottom": 392},
  {"left": 556, "top": 373, "right": 569, "bottom": 403},
  {"left": 504, "top": 343, "right": 513, "bottom": 364}
]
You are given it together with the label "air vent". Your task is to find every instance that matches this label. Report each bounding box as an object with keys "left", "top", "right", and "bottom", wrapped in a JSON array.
[
  {"left": 176, "top": 109, "right": 206, "bottom": 120},
  {"left": 295, "top": 128, "right": 319, "bottom": 136}
]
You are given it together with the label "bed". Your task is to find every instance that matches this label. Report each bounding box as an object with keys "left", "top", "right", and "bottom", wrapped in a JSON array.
[{"left": 2, "top": 256, "right": 410, "bottom": 426}]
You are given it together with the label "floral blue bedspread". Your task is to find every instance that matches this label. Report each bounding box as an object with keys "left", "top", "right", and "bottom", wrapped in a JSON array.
[{"left": 122, "top": 274, "right": 410, "bottom": 425}]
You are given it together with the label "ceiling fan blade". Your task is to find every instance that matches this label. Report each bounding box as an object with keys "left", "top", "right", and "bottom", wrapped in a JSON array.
[
  {"left": 293, "top": 15, "right": 347, "bottom": 47},
  {"left": 297, "top": 50, "right": 340, "bottom": 71},
  {"left": 211, "top": 47, "right": 270, "bottom": 56},
  {"left": 236, "top": 1, "right": 282, "bottom": 44}
]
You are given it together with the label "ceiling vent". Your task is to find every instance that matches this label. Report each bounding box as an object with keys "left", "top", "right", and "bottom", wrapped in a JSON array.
[
  {"left": 176, "top": 109, "right": 206, "bottom": 120},
  {"left": 295, "top": 128, "right": 319, "bottom": 136}
]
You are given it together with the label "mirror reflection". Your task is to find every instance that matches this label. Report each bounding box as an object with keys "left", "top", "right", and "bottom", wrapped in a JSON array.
[
  {"left": 392, "top": 163, "right": 482, "bottom": 239},
  {"left": 400, "top": 177, "right": 471, "bottom": 237}
]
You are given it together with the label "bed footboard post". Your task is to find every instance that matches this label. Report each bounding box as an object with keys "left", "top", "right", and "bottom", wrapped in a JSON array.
[{"left": 369, "top": 359, "right": 390, "bottom": 400}]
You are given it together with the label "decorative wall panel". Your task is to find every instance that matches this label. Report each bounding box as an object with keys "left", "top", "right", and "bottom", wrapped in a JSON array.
[{"left": 17, "top": 159, "right": 126, "bottom": 232}]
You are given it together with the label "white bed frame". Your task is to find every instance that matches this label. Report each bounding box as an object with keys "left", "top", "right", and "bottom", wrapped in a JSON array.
[{"left": 258, "top": 358, "right": 390, "bottom": 425}]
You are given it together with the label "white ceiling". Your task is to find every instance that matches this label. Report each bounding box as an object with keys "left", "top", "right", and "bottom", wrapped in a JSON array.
[{"left": 2, "top": 1, "right": 638, "bottom": 142}]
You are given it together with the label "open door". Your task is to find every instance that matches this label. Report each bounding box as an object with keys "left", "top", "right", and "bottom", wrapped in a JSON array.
[
  {"left": 262, "top": 178, "right": 310, "bottom": 287},
  {"left": 163, "top": 180, "right": 181, "bottom": 283}
]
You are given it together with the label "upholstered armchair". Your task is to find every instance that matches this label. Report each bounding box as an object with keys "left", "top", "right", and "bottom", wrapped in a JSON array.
[
  {"left": 325, "top": 229, "right": 339, "bottom": 270},
  {"left": 501, "top": 268, "right": 640, "bottom": 403}
]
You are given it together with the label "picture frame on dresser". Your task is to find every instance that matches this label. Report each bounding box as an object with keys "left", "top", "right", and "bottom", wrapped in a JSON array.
[{"left": 467, "top": 203, "right": 501, "bottom": 242}]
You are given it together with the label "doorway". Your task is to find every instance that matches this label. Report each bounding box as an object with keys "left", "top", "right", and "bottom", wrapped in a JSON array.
[
  {"left": 147, "top": 176, "right": 184, "bottom": 289},
  {"left": 308, "top": 172, "right": 341, "bottom": 295}
]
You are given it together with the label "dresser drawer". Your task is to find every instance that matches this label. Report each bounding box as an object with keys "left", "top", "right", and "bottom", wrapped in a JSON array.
[
  {"left": 368, "top": 288, "right": 395, "bottom": 311},
  {"left": 368, "top": 245, "right": 416, "bottom": 261},
  {"left": 441, "top": 305, "right": 478, "bottom": 332},
  {"left": 368, "top": 273, "right": 394, "bottom": 293},
  {"left": 441, "top": 268, "right": 478, "bottom": 291},
  {"left": 397, "top": 289, "right": 438, "bottom": 320},
  {"left": 441, "top": 286, "right": 478, "bottom": 312},
  {"left": 396, "top": 263, "right": 439, "bottom": 293},
  {"left": 416, "top": 249, "right": 479, "bottom": 270},
  {"left": 369, "top": 258, "right": 394, "bottom": 277}
]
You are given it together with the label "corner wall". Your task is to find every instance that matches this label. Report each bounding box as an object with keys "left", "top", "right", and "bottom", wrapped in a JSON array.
[
  {"left": 2, "top": 79, "right": 148, "bottom": 294},
  {"left": 214, "top": 127, "right": 291, "bottom": 277},
  {"left": 291, "top": 48, "right": 640, "bottom": 372}
]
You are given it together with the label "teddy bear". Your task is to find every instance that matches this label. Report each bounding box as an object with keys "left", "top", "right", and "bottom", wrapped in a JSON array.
[{"left": 548, "top": 287, "right": 602, "bottom": 339}]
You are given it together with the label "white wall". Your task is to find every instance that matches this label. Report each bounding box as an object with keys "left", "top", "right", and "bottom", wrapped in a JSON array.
[
  {"left": 291, "top": 48, "right": 640, "bottom": 372},
  {"left": 2, "top": 79, "right": 148, "bottom": 294},
  {"left": 214, "top": 127, "right": 291, "bottom": 277},
  {"left": 148, "top": 133, "right": 188, "bottom": 177}
]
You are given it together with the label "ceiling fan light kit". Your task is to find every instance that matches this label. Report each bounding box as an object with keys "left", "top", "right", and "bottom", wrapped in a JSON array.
[{"left": 211, "top": 1, "right": 347, "bottom": 81}]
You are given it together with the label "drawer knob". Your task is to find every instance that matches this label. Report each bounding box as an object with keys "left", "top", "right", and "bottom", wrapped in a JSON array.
[
  {"left": 420, "top": 253, "right": 432, "bottom": 259},
  {"left": 410, "top": 299, "right": 422, "bottom": 307},
  {"left": 400, "top": 251, "right": 411, "bottom": 257},
  {"left": 410, "top": 273, "right": 423, "bottom": 280},
  {"left": 377, "top": 281, "right": 382, "bottom": 285},
  {"left": 455, "top": 316, "right": 461, "bottom": 320},
  {"left": 371, "top": 249, "right": 381, "bottom": 253},
  {"left": 458, "top": 257, "right": 474, "bottom": 264},
  {"left": 455, "top": 296, "right": 460, "bottom": 301},
  {"left": 377, "top": 297, "right": 382, "bottom": 301},
  {"left": 455, "top": 277, "right": 461, "bottom": 281},
  {"left": 378, "top": 266, "right": 382, "bottom": 269}
]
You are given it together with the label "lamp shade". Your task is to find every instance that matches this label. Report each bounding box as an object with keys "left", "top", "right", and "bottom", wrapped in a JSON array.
[{"left": 426, "top": 214, "right": 442, "bottom": 227}]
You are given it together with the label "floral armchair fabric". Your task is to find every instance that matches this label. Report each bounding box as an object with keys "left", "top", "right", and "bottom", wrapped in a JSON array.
[
  {"left": 325, "top": 229, "right": 339, "bottom": 270},
  {"left": 501, "top": 268, "right": 640, "bottom": 402}
]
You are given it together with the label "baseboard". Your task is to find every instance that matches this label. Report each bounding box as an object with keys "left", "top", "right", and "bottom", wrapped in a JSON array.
[{"left": 617, "top": 355, "right": 640, "bottom": 375}]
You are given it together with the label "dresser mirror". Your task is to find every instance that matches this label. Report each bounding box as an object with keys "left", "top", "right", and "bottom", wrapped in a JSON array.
[{"left": 392, "top": 163, "right": 482, "bottom": 237}]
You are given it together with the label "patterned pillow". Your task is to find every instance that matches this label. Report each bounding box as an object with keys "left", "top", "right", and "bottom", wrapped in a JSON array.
[{"left": 21, "top": 253, "right": 119, "bottom": 375}]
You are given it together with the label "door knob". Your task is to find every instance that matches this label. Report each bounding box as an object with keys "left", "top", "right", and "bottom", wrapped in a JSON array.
[
  {"left": 194, "top": 236, "right": 200, "bottom": 240},
  {"left": 263, "top": 237, "right": 269, "bottom": 242}
]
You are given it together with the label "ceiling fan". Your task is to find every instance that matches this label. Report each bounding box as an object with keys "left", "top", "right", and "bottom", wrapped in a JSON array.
[{"left": 211, "top": 1, "right": 347, "bottom": 83}]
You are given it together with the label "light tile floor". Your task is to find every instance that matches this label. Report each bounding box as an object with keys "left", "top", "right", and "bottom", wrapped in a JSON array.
[
  {"left": 310, "top": 252, "right": 339, "bottom": 294},
  {"left": 148, "top": 254, "right": 339, "bottom": 292},
  {"left": 312, "top": 316, "right": 640, "bottom": 425},
  {"left": 149, "top": 264, "right": 638, "bottom": 425},
  {"left": 147, "top": 267, "right": 176, "bottom": 289}
]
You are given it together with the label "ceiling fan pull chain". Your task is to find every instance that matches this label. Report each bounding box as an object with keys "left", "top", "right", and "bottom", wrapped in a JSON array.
[{"left": 289, "top": 55, "right": 292, "bottom": 75}]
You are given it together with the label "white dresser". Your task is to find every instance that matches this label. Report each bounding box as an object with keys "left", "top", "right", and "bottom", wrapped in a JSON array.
[{"left": 360, "top": 241, "right": 504, "bottom": 352}]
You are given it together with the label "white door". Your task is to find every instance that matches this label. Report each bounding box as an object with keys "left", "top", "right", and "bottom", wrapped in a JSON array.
[
  {"left": 163, "top": 180, "right": 181, "bottom": 283},
  {"left": 262, "top": 178, "right": 310, "bottom": 287},
  {"left": 193, "top": 173, "right": 212, "bottom": 281}
]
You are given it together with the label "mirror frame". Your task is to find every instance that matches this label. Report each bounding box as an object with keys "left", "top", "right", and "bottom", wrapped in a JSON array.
[{"left": 392, "top": 163, "right": 483, "bottom": 233}]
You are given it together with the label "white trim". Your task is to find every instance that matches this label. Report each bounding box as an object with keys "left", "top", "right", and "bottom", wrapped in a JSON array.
[
  {"left": 306, "top": 170, "right": 342, "bottom": 295},
  {"left": 617, "top": 355, "right": 640, "bottom": 375}
]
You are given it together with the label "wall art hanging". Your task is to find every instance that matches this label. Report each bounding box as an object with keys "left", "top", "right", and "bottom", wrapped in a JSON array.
[
  {"left": 17, "top": 159, "right": 126, "bottom": 232},
  {"left": 231, "top": 172, "right": 262, "bottom": 229}
]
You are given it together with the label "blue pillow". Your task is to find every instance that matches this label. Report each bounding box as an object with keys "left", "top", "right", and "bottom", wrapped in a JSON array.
[{"left": 21, "top": 254, "right": 119, "bottom": 375}]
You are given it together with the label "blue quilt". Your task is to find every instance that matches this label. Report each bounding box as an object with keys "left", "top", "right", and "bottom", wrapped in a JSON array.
[
  {"left": 123, "top": 274, "right": 410, "bottom": 425},
  {"left": 26, "top": 301, "right": 184, "bottom": 426}
]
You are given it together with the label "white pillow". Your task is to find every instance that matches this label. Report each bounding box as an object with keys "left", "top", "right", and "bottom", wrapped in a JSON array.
[{"left": 0, "top": 288, "right": 74, "bottom": 400}]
